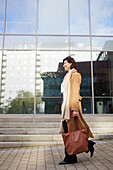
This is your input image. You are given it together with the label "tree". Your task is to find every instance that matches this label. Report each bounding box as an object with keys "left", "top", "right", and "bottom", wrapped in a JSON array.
[{"left": 5, "top": 90, "right": 41, "bottom": 114}]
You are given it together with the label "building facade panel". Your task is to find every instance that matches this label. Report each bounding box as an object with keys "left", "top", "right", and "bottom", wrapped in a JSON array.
[{"left": 0, "top": 0, "right": 113, "bottom": 114}]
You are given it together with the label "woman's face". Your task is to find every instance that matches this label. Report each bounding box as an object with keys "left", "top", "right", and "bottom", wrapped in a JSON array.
[{"left": 63, "top": 60, "right": 72, "bottom": 72}]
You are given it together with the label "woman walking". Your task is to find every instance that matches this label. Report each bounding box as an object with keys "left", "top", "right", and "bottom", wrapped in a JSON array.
[{"left": 59, "top": 56, "right": 95, "bottom": 165}]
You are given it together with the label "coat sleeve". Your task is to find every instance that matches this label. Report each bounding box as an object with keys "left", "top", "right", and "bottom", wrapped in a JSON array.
[{"left": 70, "top": 73, "right": 81, "bottom": 112}]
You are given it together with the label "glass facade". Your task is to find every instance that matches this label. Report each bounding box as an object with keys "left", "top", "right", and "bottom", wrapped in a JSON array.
[{"left": 0, "top": 0, "right": 113, "bottom": 114}]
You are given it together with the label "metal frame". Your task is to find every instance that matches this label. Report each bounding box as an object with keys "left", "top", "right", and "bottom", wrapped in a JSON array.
[
  {"left": 0, "top": 0, "right": 7, "bottom": 106},
  {"left": 1, "top": 0, "right": 113, "bottom": 114},
  {"left": 33, "top": 0, "right": 39, "bottom": 114},
  {"left": 88, "top": 0, "right": 94, "bottom": 114}
]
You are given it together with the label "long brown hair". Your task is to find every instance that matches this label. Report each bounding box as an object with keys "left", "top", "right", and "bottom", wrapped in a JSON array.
[{"left": 63, "top": 56, "right": 77, "bottom": 69}]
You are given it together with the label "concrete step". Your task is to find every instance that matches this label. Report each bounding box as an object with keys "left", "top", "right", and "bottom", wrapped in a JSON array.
[
  {"left": 0, "top": 118, "right": 60, "bottom": 122},
  {"left": 0, "top": 135, "right": 62, "bottom": 142},
  {"left": 0, "top": 122, "right": 59, "bottom": 128},
  {"left": 0, "top": 128, "right": 59, "bottom": 134},
  {"left": 0, "top": 122, "right": 113, "bottom": 128},
  {"left": 0, "top": 114, "right": 113, "bottom": 122},
  {"left": 0, "top": 127, "right": 113, "bottom": 135},
  {"left": 0, "top": 134, "right": 113, "bottom": 142},
  {"left": 0, "top": 141, "right": 64, "bottom": 148},
  {"left": 0, "top": 114, "right": 113, "bottom": 148},
  {"left": 0, "top": 134, "right": 113, "bottom": 148}
]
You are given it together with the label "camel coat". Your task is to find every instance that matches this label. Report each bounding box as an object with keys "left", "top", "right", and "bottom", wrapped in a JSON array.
[{"left": 62, "top": 69, "right": 94, "bottom": 138}]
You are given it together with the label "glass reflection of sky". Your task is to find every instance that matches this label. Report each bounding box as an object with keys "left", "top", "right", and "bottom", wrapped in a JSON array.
[
  {"left": 38, "top": 0, "right": 68, "bottom": 34},
  {"left": 5, "top": 0, "right": 37, "bottom": 34},
  {"left": 70, "top": 0, "right": 89, "bottom": 35},
  {"left": 0, "top": 36, "right": 3, "bottom": 49},
  {"left": 0, "top": 0, "right": 5, "bottom": 33},
  {"left": 92, "top": 37, "right": 113, "bottom": 51},
  {"left": 4, "top": 36, "right": 36, "bottom": 49},
  {"left": 91, "top": 0, "right": 113, "bottom": 35},
  {"left": 1, "top": 0, "right": 113, "bottom": 35}
]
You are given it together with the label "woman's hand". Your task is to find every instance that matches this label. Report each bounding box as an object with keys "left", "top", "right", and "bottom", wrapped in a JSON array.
[{"left": 72, "top": 111, "right": 79, "bottom": 117}]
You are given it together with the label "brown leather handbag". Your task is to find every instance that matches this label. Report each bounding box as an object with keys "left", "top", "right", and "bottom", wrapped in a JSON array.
[{"left": 62, "top": 118, "right": 88, "bottom": 155}]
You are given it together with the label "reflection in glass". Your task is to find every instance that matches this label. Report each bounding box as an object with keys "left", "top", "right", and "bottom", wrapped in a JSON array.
[
  {"left": 94, "top": 98, "right": 113, "bottom": 114},
  {"left": 91, "top": 0, "right": 113, "bottom": 35},
  {"left": 37, "top": 36, "right": 69, "bottom": 50},
  {"left": 0, "top": 51, "right": 35, "bottom": 114},
  {"left": 93, "top": 51, "right": 113, "bottom": 113},
  {"left": 70, "top": 52, "right": 92, "bottom": 113},
  {"left": 3, "top": 97, "right": 34, "bottom": 114},
  {"left": 37, "top": 51, "right": 92, "bottom": 114},
  {"left": 38, "top": 0, "right": 68, "bottom": 34},
  {"left": 5, "top": 0, "right": 37, "bottom": 34},
  {"left": 0, "top": 51, "right": 2, "bottom": 74},
  {"left": 70, "top": 51, "right": 91, "bottom": 62},
  {"left": 36, "top": 51, "right": 68, "bottom": 114},
  {"left": 92, "top": 37, "right": 113, "bottom": 51},
  {"left": 81, "top": 98, "right": 92, "bottom": 114},
  {"left": 0, "top": 36, "right": 3, "bottom": 49},
  {"left": 70, "top": 0, "right": 89, "bottom": 35},
  {"left": 0, "top": 0, "right": 5, "bottom": 33},
  {"left": 70, "top": 36, "right": 90, "bottom": 50},
  {"left": 4, "top": 36, "right": 36, "bottom": 49}
]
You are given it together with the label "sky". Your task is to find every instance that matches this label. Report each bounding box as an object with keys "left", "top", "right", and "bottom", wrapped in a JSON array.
[
  {"left": 38, "top": 0, "right": 113, "bottom": 35},
  {"left": 91, "top": 0, "right": 113, "bottom": 35},
  {"left": 5, "top": 0, "right": 37, "bottom": 34},
  {"left": 0, "top": 0, "right": 113, "bottom": 52},
  {"left": 0, "top": 0, "right": 113, "bottom": 35},
  {"left": 0, "top": 0, "right": 5, "bottom": 33}
]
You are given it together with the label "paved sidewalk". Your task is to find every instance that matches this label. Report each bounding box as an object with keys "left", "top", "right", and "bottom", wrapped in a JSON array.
[{"left": 0, "top": 140, "right": 113, "bottom": 170}]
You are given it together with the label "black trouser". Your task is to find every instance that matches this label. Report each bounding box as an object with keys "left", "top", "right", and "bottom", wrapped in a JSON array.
[{"left": 62, "top": 120, "right": 77, "bottom": 162}]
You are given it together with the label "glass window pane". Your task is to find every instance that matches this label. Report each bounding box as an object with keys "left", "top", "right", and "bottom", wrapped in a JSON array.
[
  {"left": 70, "top": 0, "right": 89, "bottom": 35},
  {"left": 37, "top": 36, "right": 69, "bottom": 50},
  {"left": 38, "top": 0, "right": 68, "bottom": 34},
  {"left": 0, "top": 0, "right": 5, "bottom": 33},
  {"left": 70, "top": 36, "right": 90, "bottom": 50},
  {"left": 93, "top": 51, "right": 113, "bottom": 114},
  {"left": 71, "top": 52, "right": 92, "bottom": 113},
  {"left": 4, "top": 36, "right": 36, "bottom": 50},
  {"left": 92, "top": 37, "right": 113, "bottom": 51},
  {"left": 5, "top": 0, "right": 37, "bottom": 34},
  {"left": 0, "top": 36, "right": 3, "bottom": 49},
  {"left": 37, "top": 51, "right": 92, "bottom": 113},
  {"left": 36, "top": 51, "right": 69, "bottom": 114},
  {"left": 0, "top": 50, "right": 2, "bottom": 74},
  {"left": 0, "top": 51, "right": 35, "bottom": 114},
  {"left": 91, "top": 0, "right": 113, "bottom": 35}
]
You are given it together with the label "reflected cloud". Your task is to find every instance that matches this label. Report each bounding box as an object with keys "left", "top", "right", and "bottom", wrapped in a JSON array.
[
  {"left": 4, "top": 36, "right": 36, "bottom": 49},
  {"left": 3, "top": 0, "right": 113, "bottom": 35},
  {"left": 91, "top": 0, "right": 113, "bottom": 35},
  {"left": 5, "top": 0, "right": 37, "bottom": 33},
  {"left": 70, "top": 0, "right": 89, "bottom": 35},
  {"left": 0, "top": 0, "right": 5, "bottom": 33},
  {"left": 38, "top": 0, "right": 68, "bottom": 34}
]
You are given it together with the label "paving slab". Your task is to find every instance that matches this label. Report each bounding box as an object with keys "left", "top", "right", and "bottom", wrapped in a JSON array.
[{"left": 0, "top": 140, "right": 113, "bottom": 169}]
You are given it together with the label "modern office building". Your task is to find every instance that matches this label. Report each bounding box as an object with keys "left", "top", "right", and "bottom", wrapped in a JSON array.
[{"left": 0, "top": 0, "right": 113, "bottom": 114}]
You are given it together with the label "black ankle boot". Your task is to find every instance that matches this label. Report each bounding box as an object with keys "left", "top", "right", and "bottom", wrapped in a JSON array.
[
  {"left": 63, "top": 148, "right": 77, "bottom": 164},
  {"left": 85, "top": 140, "right": 96, "bottom": 157}
]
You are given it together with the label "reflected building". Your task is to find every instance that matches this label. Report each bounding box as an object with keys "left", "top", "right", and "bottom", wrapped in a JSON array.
[
  {"left": 0, "top": 0, "right": 113, "bottom": 114},
  {"left": 41, "top": 43, "right": 113, "bottom": 114},
  {"left": 41, "top": 63, "right": 65, "bottom": 114}
]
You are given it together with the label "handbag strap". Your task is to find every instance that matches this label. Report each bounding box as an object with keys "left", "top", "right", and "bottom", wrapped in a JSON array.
[{"left": 69, "top": 117, "right": 81, "bottom": 132}]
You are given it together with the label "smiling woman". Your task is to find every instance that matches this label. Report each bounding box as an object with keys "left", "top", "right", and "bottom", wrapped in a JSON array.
[
  {"left": 5, "top": 0, "right": 37, "bottom": 34},
  {"left": 1, "top": 0, "right": 113, "bottom": 115}
]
